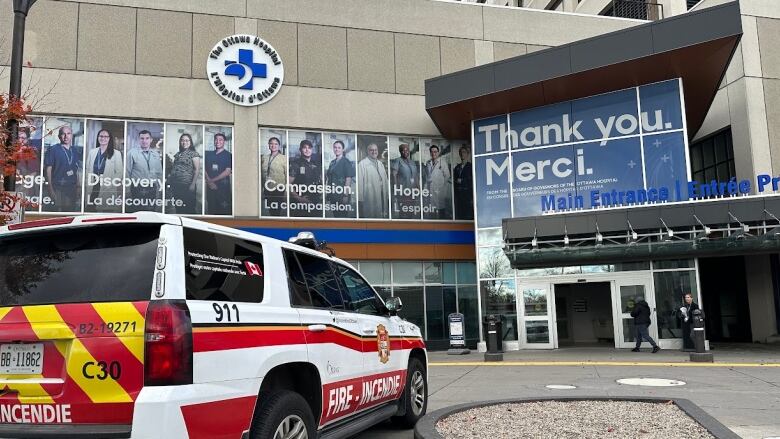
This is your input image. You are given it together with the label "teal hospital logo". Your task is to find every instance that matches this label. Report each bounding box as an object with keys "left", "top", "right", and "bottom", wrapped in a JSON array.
[{"left": 207, "top": 34, "right": 284, "bottom": 107}]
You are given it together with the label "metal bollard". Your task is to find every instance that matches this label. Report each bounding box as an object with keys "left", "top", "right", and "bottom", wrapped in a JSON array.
[{"left": 689, "top": 309, "right": 713, "bottom": 363}]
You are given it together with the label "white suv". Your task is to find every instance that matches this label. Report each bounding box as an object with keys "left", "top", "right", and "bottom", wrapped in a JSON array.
[{"left": 0, "top": 213, "right": 428, "bottom": 438}]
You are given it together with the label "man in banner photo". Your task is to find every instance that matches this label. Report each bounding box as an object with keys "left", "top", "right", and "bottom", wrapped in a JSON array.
[
  {"left": 358, "top": 142, "right": 388, "bottom": 218},
  {"left": 205, "top": 132, "right": 233, "bottom": 216},
  {"left": 289, "top": 138, "right": 322, "bottom": 217},
  {"left": 126, "top": 129, "right": 163, "bottom": 213},
  {"left": 44, "top": 124, "right": 83, "bottom": 212}
]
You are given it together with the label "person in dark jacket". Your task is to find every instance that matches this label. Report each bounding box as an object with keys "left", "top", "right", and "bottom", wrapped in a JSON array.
[
  {"left": 631, "top": 296, "right": 660, "bottom": 353},
  {"left": 680, "top": 293, "right": 700, "bottom": 351}
]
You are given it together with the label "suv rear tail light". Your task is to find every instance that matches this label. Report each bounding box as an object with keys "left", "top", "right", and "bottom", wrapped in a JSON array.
[{"left": 144, "top": 300, "right": 193, "bottom": 386}]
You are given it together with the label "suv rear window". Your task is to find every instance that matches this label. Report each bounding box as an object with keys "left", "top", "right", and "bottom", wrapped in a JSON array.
[
  {"left": 184, "top": 228, "right": 265, "bottom": 302},
  {"left": 0, "top": 224, "right": 161, "bottom": 306}
]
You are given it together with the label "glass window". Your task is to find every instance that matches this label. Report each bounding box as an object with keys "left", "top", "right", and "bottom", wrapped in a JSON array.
[
  {"left": 359, "top": 261, "right": 391, "bottom": 285},
  {"left": 334, "top": 264, "right": 384, "bottom": 315},
  {"left": 653, "top": 259, "right": 694, "bottom": 270},
  {"left": 614, "top": 261, "right": 650, "bottom": 271},
  {"left": 184, "top": 228, "right": 264, "bottom": 303},
  {"left": 295, "top": 252, "right": 344, "bottom": 309},
  {"left": 443, "top": 263, "right": 456, "bottom": 284},
  {"left": 689, "top": 128, "right": 735, "bottom": 187},
  {"left": 619, "top": 285, "right": 646, "bottom": 313},
  {"left": 480, "top": 279, "right": 517, "bottom": 341},
  {"left": 284, "top": 249, "right": 311, "bottom": 307},
  {"left": 478, "top": 247, "right": 512, "bottom": 279},
  {"left": 425, "top": 287, "right": 445, "bottom": 341},
  {"left": 456, "top": 262, "right": 477, "bottom": 285},
  {"left": 516, "top": 267, "right": 563, "bottom": 277},
  {"left": 424, "top": 262, "right": 442, "bottom": 284},
  {"left": 654, "top": 270, "right": 698, "bottom": 339},
  {"left": 375, "top": 286, "right": 392, "bottom": 301},
  {"left": 525, "top": 321, "right": 550, "bottom": 344},
  {"left": 394, "top": 286, "right": 425, "bottom": 335},
  {"left": 477, "top": 228, "right": 502, "bottom": 246},
  {"left": 393, "top": 262, "right": 423, "bottom": 284},
  {"left": 523, "top": 287, "right": 548, "bottom": 317},
  {"left": 457, "top": 285, "right": 479, "bottom": 340},
  {"left": 0, "top": 225, "right": 159, "bottom": 306}
]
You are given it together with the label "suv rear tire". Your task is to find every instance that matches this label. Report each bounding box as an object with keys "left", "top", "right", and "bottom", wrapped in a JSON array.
[
  {"left": 392, "top": 357, "right": 427, "bottom": 428},
  {"left": 251, "top": 390, "right": 316, "bottom": 439}
]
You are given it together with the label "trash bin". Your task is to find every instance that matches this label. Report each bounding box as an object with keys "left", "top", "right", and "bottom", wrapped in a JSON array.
[{"left": 483, "top": 314, "right": 503, "bottom": 362}]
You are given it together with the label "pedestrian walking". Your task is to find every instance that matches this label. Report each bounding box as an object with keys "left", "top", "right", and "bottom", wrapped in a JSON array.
[
  {"left": 679, "top": 292, "right": 700, "bottom": 351},
  {"left": 631, "top": 296, "right": 660, "bottom": 353}
]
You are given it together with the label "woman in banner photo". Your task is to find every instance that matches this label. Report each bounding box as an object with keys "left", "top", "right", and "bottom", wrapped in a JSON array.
[
  {"left": 357, "top": 142, "right": 388, "bottom": 218},
  {"left": 169, "top": 133, "right": 201, "bottom": 214},
  {"left": 325, "top": 139, "right": 355, "bottom": 218},
  {"left": 261, "top": 135, "right": 287, "bottom": 216},
  {"left": 453, "top": 145, "right": 473, "bottom": 220},
  {"left": 86, "top": 129, "right": 123, "bottom": 211}
]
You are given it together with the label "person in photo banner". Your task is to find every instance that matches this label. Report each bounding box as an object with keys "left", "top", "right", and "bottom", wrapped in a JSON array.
[
  {"left": 169, "top": 133, "right": 201, "bottom": 215},
  {"left": 45, "top": 125, "right": 83, "bottom": 212},
  {"left": 261, "top": 136, "right": 287, "bottom": 216},
  {"left": 126, "top": 130, "right": 163, "bottom": 212},
  {"left": 16, "top": 126, "right": 41, "bottom": 201},
  {"left": 358, "top": 143, "right": 388, "bottom": 218},
  {"left": 391, "top": 142, "right": 419, "bottom": 218},
  {"left": 424, "top": 144, "right": 451, "bottom": 219},
  {"left": 205, "top": 133, "right": 233, "bottom": 216},
  {"left": 289, "top": 139, "right": 321, "bottom": 217},
  {"left": 86, "top": 129, "right": 123, "bottom": 211},
  {"left": 325, "top": 140, "right": 354, "bottom": 218},
  {"left": 453, "top": 145, "right": 473, "bottom": 220}
]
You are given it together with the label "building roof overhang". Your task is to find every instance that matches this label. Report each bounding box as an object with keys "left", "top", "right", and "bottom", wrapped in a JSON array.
[
  {"left": 502, "top": 196, "right": 780, "bottom": 269},
  {"left": 424, "top": 1, "right": 742, "bottom": 140}
]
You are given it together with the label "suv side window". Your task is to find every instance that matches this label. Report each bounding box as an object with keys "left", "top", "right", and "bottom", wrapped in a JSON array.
[
  {"left": 284, "top": 249, "right": 312, "bottom": 307},
  {"left": 335, "top": 264, "right": 385, "bottom": 316},
  {"left": 183, "top": 228, "right": 265, "bottom": 302},
  {"left": 295, "top": 251, "right": 344, "bottom": 310}
]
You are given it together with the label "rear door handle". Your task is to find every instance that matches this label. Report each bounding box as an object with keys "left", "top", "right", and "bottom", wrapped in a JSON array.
[{"left": 307, "top": 324, "right": 327, "bottom": 332}]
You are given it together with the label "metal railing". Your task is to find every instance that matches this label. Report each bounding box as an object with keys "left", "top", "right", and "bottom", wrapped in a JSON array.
[{"left": 610, "top": 0, "right": 663, "bottom": 20}]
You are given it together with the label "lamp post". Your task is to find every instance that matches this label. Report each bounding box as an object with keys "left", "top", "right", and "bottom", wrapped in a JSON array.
[{"left": 3, "top": 0, "right": 36, "bottom": 192}]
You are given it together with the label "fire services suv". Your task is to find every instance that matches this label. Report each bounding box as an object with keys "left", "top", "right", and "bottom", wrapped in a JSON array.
[{"left": 0, "top": 213, "right": 428, "bottom": 438}]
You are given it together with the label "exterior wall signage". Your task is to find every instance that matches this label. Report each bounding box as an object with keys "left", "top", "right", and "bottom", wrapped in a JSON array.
[
  {"left": 207, "top": 34, "right": 284, "bottom": 107},
  {"left": 472, "top": 79, "right": 689, "bottom": 228}
]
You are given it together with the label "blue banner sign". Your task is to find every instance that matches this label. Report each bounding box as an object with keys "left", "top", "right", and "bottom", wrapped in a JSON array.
[{"left": 473, "top": 79, "right": 688, "bottom": 228}]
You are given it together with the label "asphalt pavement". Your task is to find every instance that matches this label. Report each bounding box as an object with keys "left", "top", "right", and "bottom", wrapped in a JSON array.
[{"left": 357, "top": 345, "right": 780, "bottom": 439}]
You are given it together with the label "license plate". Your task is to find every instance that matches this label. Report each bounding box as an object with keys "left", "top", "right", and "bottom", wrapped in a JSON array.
[{"left": 0, "top": 343, "right": 44, "bottom": 375}]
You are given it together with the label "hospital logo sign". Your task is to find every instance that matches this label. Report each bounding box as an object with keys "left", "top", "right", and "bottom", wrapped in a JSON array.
[{"left": 207, "top": 34, "right": 284, "bottom": 107}]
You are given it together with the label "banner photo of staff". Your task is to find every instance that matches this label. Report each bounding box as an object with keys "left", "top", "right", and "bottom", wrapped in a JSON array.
[
  {"left": 41, "top": 117, "right": 85, "bottom": 213},
  {"left": 164, "top": 123, "right": 204, "bottom": 215},
  {"left": 323, "top": 132, "right": 357, "bottom": 219}
]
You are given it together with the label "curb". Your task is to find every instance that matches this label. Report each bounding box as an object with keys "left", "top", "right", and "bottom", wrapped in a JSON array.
[{"left": 414, "top": 397, "right": 740, "bottom": 439}]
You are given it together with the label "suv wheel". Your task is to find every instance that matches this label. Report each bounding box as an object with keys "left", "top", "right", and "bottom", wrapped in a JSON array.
[
  {"left": 392, "top": 357, "right": 428, "bottom": 428},
  {"left": 251, "top": 390, "right": 315, "bottom": 439}
]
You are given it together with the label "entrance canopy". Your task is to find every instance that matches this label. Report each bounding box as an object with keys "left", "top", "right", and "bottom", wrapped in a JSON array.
[
  {"left": 424, "top": 2, "right": 742, "bottom": 140},
  {"left": 502, "top": 196, "right": 780, "bottom": 269}
]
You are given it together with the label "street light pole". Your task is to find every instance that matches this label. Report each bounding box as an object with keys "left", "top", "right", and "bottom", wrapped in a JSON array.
[{"left": 3, "top": 0, "right": 36, "bottom": 192}]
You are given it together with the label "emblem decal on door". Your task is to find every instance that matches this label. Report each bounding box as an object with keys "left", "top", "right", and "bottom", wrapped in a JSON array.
[{"left": 377, "top": 324, "right": 390, "bottom": 364}]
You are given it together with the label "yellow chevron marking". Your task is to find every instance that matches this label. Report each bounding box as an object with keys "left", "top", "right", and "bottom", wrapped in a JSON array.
[
  {"left": 22, "top": 306, "right": 132, "bottom": 403},
  {"left": 0, "top": 307, "right": 13, "bottom": 322},
  {"left": 90, "top": 303, "right": 145, "bottom": 363},
  {"left": 2, "top": 374, "right": 55, "bottom": 404}
]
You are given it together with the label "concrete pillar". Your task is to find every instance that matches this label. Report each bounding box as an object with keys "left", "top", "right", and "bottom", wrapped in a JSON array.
[
  {"left": 744, "top": 255, "right": 779, "bottom": 342},
  {"left": 233, "top": 17, "right": 260, "bottom": 217}
]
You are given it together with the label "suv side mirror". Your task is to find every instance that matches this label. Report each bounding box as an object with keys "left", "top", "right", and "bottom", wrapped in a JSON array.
[{"left": 385, "top": 297, "right": 403, "bottom": 315}]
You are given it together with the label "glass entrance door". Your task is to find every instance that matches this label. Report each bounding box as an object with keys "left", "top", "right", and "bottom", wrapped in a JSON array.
[
  {"left": 517, "top": 283, "right": 555, "bottom": 349},
  {"left": 613, "top": 277, "right": 657, "bottom": 349}
]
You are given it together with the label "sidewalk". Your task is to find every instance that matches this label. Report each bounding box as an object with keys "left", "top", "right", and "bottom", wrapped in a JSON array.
[{"left": 358, "top": 344, "right": 780, "bottom": 439}]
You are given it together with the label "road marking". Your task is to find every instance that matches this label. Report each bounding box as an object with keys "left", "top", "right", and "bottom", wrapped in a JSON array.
[{"left": 429, "top": 361, "right": 780, "bottom": 368}]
